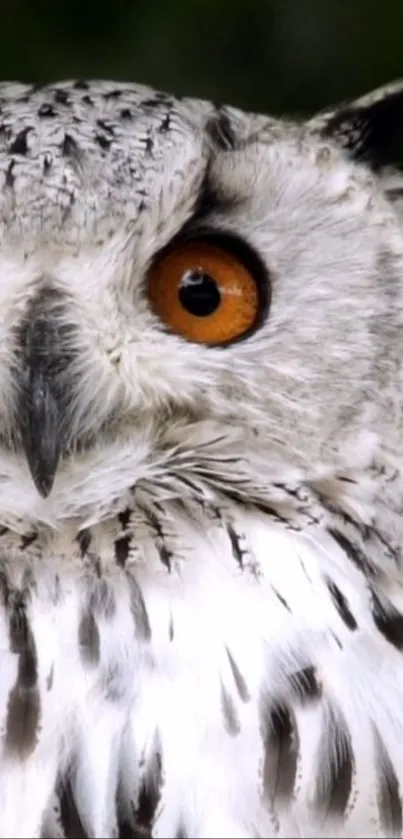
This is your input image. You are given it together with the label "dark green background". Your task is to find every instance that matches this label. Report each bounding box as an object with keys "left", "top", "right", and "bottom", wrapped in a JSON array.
[{"left": 2, "top": 0, "right": 403, "bottom": 117}]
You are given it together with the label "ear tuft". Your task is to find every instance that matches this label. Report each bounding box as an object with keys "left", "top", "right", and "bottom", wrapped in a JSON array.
[{"left": 308, "top": 80, "right": 403, "bottom": 171}]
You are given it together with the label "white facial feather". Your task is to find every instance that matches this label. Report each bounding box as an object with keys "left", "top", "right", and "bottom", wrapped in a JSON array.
[{"left": 0, "top": 78, "right": 402, "bottom": 837}]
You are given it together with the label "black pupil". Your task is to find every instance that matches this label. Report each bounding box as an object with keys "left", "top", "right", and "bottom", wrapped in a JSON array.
[{"left": 178, "top": 269, "right": 221, "bottom": 317}]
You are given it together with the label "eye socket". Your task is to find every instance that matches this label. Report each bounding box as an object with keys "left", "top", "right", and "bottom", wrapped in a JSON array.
[{"left": 147, "top": 236, "right": 267, "bottom": 346}]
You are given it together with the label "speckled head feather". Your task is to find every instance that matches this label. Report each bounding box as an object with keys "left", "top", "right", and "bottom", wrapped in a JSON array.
[{"left": 0, "top": 78, "right": 403, "bottom": 838}]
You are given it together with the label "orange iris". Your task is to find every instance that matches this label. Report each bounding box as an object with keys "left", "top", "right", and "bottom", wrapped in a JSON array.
[{"left": 147, "top": 240, "right": 261, "bottom": 345}]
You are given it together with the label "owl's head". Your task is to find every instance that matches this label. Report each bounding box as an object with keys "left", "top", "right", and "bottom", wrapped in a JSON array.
[{"left": 0, "top": 79, "right": 402, "bottom": 526}]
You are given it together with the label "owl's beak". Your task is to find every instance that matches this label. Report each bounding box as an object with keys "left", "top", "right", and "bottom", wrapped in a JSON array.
[
  {"left": 18, "top": 306, "right": 62, "bottom": 499},
  {"left": 20, "top": 365, "right": 61, "bottom": 498}
]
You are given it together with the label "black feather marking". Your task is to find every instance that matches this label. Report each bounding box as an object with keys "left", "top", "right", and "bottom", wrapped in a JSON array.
[
  {"left": 96, "top": 118, "right": 115, "bottom": 136},
  {"left": 326, "top": 579, "right": 358, "bottom": 630},
  {"left": 226, "top": 646, "right": 250, "bottom": 702},
  {"left": 59, "top": 781, "right": 88, "bottom": 838},
  {"left": 0, "top": 566, "right": 11, "bottom": 606},
  {"left": 320, "top": 86, "right": 403, "bottom": 170},
  {"left": 8, "top": 126, "right": 32, "bottom": 155},
  {"left": 5, "top": 597, "right": 41, "bottom": 757},
  {"left": 386, "top": 186, "right": 403, "bottom": 199},
  {"left": 220, "top": 682, "right": 240, "bottom": 735},
  {"left": 119, "top": 510, "right": 131, "bottom": 528},
  {"left": 38, "top": 102, "right": 56, "bottom": 119},
  {"left": 371, "top": 591, "right": 403, "bottom": 651},
  {"left": 206, "top": 109, "right": 237, "bottom": 150},
  {"left": 373, "top": 727, "right": 402, "bottom": 836},
  {"left": 8, "top": 595, "right": 35, "bottom": 660},
  {"left": 118, "top": 822, "right": 151, "bottom": 838},
  {"left": 288, "top": 666, "right": 322, "bottom": 704},
  {"left": 102, "top": 661, "right": 127, "bottom": 703},
  {"left": 54, "top": 88, "right": 71, "bottom": 105},
  {"left": 115, "top": 509, "right": 132, "bottom": 567},
  {"left": 261, "top": 699, "right": 299, "bottom": 803},
  {"left": 157, "top": 542, "right": 173, "bottom": 572},
  {"left": 227, "top": 523, "right": 247, "bottom": 568},
  {"left": 115, "top": 536, "right": 130, "bottom": 567},
  {"left": 134, "top": 748, "right": 163, "bottom": 836},
  {"left": 20, "top": 531, "right": 38, "bottom": 550},
  {"left": 120, "top": 108, "right": 133, "bottom": 121},
  {"left": 142, "top": 506, "right": 173, "bottom": 571},
  {"left": 95, "top": 133, "right": 111, "bottom": 151},
  {"left": 78, "top": 610, "right": 100, "bottom": 665},
  {"left": 168, "top": 611, "right": 174, "bottom": 641},
  {"left": 46, "top": 664, "right": 54, "bottom": 692},
  {"left": 328, "top": 527, "right": 374, "bottom": 575},
  {"left": 272, "top": 587, "right": 291, "bottom": 612},
  {"left": 76, "top": 527, "right": 92, "bottom": 556},
  {"left": 88, "top": 577, "right": 116, "bottom": 620},
  {"left": 61, "top": 132, "right": 80, "bottom": 158},
  {"left": 103, "top": 88, "right": 122, "bottom": 100},
  {"left": 127, "top": 574, "right": 151, "bottom": 641},
  {"left": 313, "top": 709, "right": 354, "bottom": 819}
]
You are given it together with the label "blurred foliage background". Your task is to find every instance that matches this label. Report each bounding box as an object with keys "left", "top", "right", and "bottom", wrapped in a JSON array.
[{"left": 1, "top": 0, "right": 402, "bottom": 117}]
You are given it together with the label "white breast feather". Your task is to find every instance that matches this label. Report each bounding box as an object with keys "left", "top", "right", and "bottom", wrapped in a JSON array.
[{"left": 0, "top": 485, "right": 401, "bottom": 838}]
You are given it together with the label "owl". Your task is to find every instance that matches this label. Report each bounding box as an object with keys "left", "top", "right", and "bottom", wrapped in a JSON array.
[{"left": 0, "top": 75, "right": 403, "bottom": 839}]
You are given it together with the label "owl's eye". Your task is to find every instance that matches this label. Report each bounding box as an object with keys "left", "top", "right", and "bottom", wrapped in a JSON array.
[{"left": 147, "top": 236, "right": 267, "bottom": 346}]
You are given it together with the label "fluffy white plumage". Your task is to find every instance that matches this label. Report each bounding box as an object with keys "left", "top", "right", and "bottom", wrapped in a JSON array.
[{"left": 0, "top": 77, "right": 403, "bottom": 837}]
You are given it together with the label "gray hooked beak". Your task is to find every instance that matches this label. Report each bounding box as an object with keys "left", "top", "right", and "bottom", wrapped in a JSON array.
[
  {"left": 21, "top": 367, "right": 60, "bottom": 498},
  {"left": 19, "top": 308, "right": 63, "bottom": 498}
]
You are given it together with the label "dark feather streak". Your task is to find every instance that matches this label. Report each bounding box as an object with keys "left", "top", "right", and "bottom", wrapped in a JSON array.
[
  {"left": 313, "top": 710, "right": 354, "bottom": 819},
  {"left": 374, "top": 727, "right": 402, "bottom": 836},
  {"left": 326, "top": 579, "right": 358, "bottom": 630},
  {"left": 5, "top": 597, "right": 41, "bottom": 757},
  {"left": 220, "top": 682, "right": 240, "bottom": 735},
  {"left": 206, "top": 110, "right": 236, "bottom": 150},
  {"left": 371, "top": 591, "right": 403, "bottom": 651},
  {"left": 226, "top": 646, "right": 250, "bottom": 702},
  {"left": 76, "top": 527, "right": 92, "bottom": 556},
  {"left": 115, "top": 509, "right": 132, "bottom": 567},
  {"left": 288, "top": 666, "right": 322, "bottom": 704},
  {"left": 328, "top": 527, "right": 374, "bottom": 576},
  {"left": 134, "top": 749, "right": 163, "bottom": 835},
  {"left": 78, "top": 609, "right": 100, "bottom": 665},
  {"left": 88, "top": 577, "right": 116, "bottom": 620},
  {"left": 227, "top": 523, "right": 246, "bottom": 568},
  {"left": 320, "top": 87, "right": 403, "bottom": 170},
  {"left": 168, "top": 611, "right": 174, "bottom": 641},
  {"left": 58, "top": 781, "right": 88, "bottom": 838},
  {"left": 127, "top": 574, "right": 151, "bottom": 641},
  {"left": 272, "top": 587, "right": 291, "bottom": 612},
  {"left": 261, "top": 700, "right": 299, "bottom": 803},
  {"left": 141, "top": 505, "right": 172, "bottom": 571}
]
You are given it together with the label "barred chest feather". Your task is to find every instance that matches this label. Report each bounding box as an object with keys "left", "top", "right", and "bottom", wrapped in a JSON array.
[{"left": 0, "top": 490, "right": 402, "bottom": 839}]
